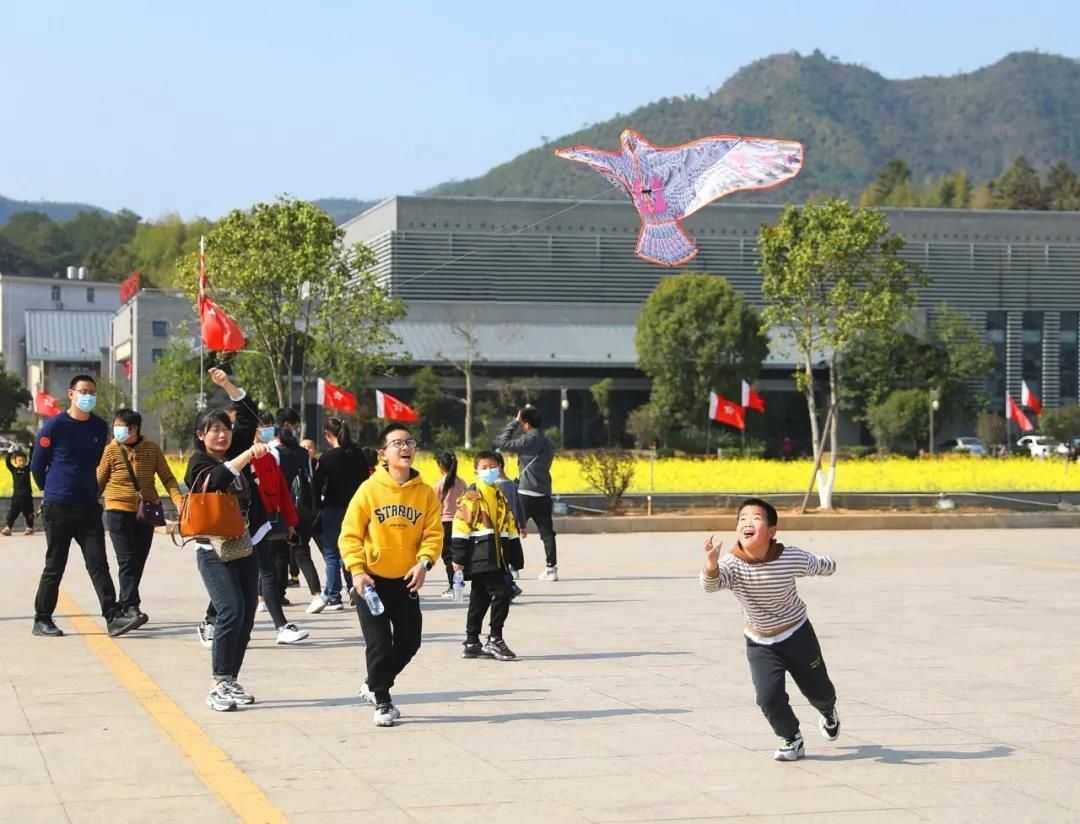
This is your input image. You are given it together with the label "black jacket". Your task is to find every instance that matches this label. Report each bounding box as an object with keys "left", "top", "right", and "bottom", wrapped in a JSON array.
[
  {"left": 5, "top": 453, "right": 32, "bottom": 499},
  {"left": 314, "top": 446, "right": 367, "bottom": 508}
]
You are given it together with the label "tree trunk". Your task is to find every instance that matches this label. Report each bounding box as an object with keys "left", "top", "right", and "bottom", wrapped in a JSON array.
[
  {"left": 816, "top": 356, "right": 840, "bottom": 510},
  {"left": 464, "top": 366, "right": 473, "bottom": 449}
]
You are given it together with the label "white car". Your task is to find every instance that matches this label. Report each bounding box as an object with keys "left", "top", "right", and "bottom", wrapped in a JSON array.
[
  {"left": 1017, "top": 435, "right": 1056, "bottom": 457},
  {"left": 939, "top": 437, "right": 988, "bottom": 457}
]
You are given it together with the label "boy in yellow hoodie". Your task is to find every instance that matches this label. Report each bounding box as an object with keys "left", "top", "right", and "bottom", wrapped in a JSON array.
[{"left": 338, "top": 424, "right": 443, "bottom": 727}]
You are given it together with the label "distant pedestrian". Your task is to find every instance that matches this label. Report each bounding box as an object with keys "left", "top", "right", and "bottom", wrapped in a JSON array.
[
  {"left": 433, "top": 450, "right": 466, "bottom": 598},
  {"left": 30, "top": 375, "right": 139, "bottom": 638}
]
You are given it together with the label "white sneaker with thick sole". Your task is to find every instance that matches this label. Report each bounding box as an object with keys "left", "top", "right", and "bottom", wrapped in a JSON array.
[
  {"left": 773, "top": 733, "right": 805, "bottom": 761},
  {"left": 306, "top": 594, "right": 328, "bottom": 614},
  {"left": 197, "top": 621, "right": 214, "bottom": 649},
  {"left": 256, "top": 600, "right": 267, "bottom": 613},
  {"left": 276, "top": 623, "right": 309, "bottom": 644},
  {"left": 373, "top": 703, "right": 398, "bottom": 727},
  {"left": 538, "top": 566, "right": 559, "bottom": 582},
  {"left": 819, "top": 708, "right": 840, "bottom": 741},
  {"left": 358, "top": 682, "right": 401, "bottom": 717},
  {"left": 206, "top": 682, "right": 237, "bottom": 712}
]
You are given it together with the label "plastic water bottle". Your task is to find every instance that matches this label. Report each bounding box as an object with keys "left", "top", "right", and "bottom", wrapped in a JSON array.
[
  {"left": 362, "top": 584, "right": 384, "bottom": 616},
  {"left": 452, "top": 569, "right": 465, "bottom": 603}
]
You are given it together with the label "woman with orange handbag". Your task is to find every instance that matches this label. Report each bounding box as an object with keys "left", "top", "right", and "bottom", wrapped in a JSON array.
[{"left": 184, "top": 368, "right": 270, "bottom": 712}]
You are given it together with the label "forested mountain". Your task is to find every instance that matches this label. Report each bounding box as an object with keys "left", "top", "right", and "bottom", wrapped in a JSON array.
[
  {"left": 0, "top": 194, "right": 111, "bottom": 225},
  {"left": 428, "top": 50, "right": 1080, "bottom": 203}
]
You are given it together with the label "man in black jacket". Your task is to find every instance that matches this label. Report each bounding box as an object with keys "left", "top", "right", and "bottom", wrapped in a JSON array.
[
  {"left": 271, "top": 408, "right": 321, "bottom": 604},
  {"left": 494, "top": 406, "right": 560, "bottom": 581}
]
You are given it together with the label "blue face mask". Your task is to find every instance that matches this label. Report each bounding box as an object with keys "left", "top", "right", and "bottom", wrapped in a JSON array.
[
  {"left": 257, "top": 427, "right": 275, "bottom": 444},
  {"left": 75, "top": 393, "right": 96, "bottom": 413},
  {"left": 113, "top": 426, "right": 130, "bottom": 442},
  {"left": 477, "top": 467, "right": 500, "bottom": 486}
]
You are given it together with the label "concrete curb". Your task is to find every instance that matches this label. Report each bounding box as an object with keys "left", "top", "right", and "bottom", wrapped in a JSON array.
[{"left": 554, "top": 511, "right": 1080, "bottom": 533}]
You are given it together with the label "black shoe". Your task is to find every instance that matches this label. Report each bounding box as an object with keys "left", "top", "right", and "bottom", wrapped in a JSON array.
[
  {"left": 462, "top": 640, "right": 492, "bottom": 659},
  {"left": 124, "top": 606, "right": 149, "bottom": 630},
  {"left": 482, "top": 637, "right": 517, "bottom": 661},
  {"left": 107, "top": 610, "right": 141, "bottom": 637},
  {"left": 287, "top": 576, "right": 300, "bottom": 588},
  {"left": 32, "top": 619, "right": 63, "bottom": 637}
]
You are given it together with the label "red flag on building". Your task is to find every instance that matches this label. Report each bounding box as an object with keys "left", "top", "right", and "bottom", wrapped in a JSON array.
[
  {"left": 317, "top": 378, "right": 358, "bottom": 414},
  {"left": 375, "top": 389, "right": 418, "bottom": 423},
  {"left": 708, "top": 391, "right": 745, "bottom": 430},
  {"left": 1007, "top": 393, "right": 1034, "bottom": 433},
  {"left": 1021, "top": 380, "right": 1042, "bottom": 416},
  {"left": 34, "top": 391, "right": 62, "bottom": 418},
  {"left": 198, "top": 236, "right": 246, "bottom": 353},
  {"left": 741, "top": 380, "right": 766, "bottom": 413}
]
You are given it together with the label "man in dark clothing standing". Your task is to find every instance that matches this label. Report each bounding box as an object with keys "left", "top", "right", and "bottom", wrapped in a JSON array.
[
  {"left": 269, "top": 408, "right": 321, "bottom": 602},
  {"left": 4, "top": 450, "right": 35, "bottom": 536},
  {"left": 494, "top": 406, "right": 560, "bottom": 581},
  {"left": 30, "top": 375, "right": 139, "bottom": 638}
]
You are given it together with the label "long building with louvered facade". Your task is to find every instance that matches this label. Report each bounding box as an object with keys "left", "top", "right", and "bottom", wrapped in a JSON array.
[{"left": 343, "top": 196, "right": 1080, "bottom": 448}]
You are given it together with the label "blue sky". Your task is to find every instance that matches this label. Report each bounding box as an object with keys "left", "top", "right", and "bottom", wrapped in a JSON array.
[{"left": 4, "top": 0, "right": 1076, "bottom": 219}]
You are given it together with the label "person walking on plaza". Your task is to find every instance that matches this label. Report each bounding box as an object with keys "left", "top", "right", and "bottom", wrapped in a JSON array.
[
  {"left": 494, "top": 405, "right": 559, "bottom": 581},
  {"left": 451, "top": 451, "right": 524, "bottom": 661},
  {"left": 310, "top": 417, "right": 367, "bottom": 613},
  {"left": 30, "top": 375, "right": 141, "bottom": 638},
  {"left": 186, "top": 368, "right": 272, "bottom": 711},
  {"left": 339, "top": 424, "right": 442, "bottom": 727},
  {"left": 4, "top": 449, "right": 35, "bottom": 536},
  {"left": 700, "top": 497, "right": 841, "bottom": 761},
  {"left": 433, "top": 450, "right": 466, "bottom": 598},
  {"left": 268, "top": 408, "right": 322, "bottom": 606},
  {"left": 96, "top": 408, "right": 184, "bottom": 628}
]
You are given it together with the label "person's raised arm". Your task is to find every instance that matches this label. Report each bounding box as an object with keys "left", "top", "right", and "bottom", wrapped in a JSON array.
[{"left": 30, "top": 423, "right": 54, "bottom": 491}]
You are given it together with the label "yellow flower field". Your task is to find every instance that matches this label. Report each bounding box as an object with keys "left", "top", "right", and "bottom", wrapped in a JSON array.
[{"left": 4, "top": 454, "right": 1075, "bottom": 499}]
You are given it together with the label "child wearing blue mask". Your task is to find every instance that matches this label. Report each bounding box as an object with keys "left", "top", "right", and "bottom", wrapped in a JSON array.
[{"left": 450, "top": 451, "right": 524, "bottom": 661}]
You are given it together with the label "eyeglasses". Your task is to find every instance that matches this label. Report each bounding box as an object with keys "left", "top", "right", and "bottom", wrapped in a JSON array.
[{"left": 385, "top": 438, "right": 417, "bottom": 450}]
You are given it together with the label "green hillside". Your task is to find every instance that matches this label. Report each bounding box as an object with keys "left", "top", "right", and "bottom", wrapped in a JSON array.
[
  {"left": 427, "top": 50, "right": 1080, "bottom": 202},
  {"left": 0, "top": 194, "right": 111, "bottom": 225}
]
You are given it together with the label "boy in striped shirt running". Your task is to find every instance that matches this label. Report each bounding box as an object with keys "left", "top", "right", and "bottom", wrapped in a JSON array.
[{"left": 700, "top": 498, "right": 840, "bottom": 762}]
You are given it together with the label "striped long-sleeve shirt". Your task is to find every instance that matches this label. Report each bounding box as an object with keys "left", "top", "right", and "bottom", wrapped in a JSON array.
[
  {"left": 700, "top": 544, "right": 835, "bottom": 644},
  {"left": 97, "top": 438, "right": 184, "bottom": 514}
]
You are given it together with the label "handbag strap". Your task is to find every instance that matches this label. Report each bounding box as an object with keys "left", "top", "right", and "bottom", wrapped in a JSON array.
[{"left": 118, "top": 444, "right": 146, "bottom": 503}]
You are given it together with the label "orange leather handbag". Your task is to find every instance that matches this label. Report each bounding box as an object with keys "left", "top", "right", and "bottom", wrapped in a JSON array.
[{"left": 178, "top": 471, "right": 248, "bottom": 540}]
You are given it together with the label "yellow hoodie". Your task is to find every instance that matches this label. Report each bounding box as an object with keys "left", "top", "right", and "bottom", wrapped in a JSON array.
[{"left": 338, "top": 465, "right": 443, "bottom": 579}]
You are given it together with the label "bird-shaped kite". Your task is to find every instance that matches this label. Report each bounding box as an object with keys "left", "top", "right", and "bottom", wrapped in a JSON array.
[{"left": 555, "top": 130, "right": 804, "bottom": 266}]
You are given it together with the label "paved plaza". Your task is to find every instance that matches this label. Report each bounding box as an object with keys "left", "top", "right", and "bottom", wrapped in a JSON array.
[{"left": 1, "top": 527, "right": 1079, "bottom": 823}]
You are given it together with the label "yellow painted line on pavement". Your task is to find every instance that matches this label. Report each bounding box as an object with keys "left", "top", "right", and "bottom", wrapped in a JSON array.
[{"left": 58, "top": 590, "right": 288, "bottom": 823}]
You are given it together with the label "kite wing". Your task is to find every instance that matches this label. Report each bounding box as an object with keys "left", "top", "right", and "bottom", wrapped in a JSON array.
[
  {"left": 553, "top": 145, "right": 635, "bottom": 197},
  {"left": 643, "top": 136, "right": 804, "bottom": 218}
]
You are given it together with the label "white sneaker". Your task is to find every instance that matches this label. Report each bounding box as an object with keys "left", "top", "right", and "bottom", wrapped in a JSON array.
[
  {"left": 373, "top": 703, "right": 398, "bottom": 727},
  {"left": 358, "top": 681, "right": 376, "bottom": 705},
  {"left": 276, "top": 623, "right": 309, "bottom": 644},
  {"left": 256, "top": 600, "right": 267, "bottom": 613},
  {"left": 774, "top": 733, "right": 805, "bottom": 761},
  {"left": 819, "top": 708, "right": 840, "bottom": 741},
  {"left": 538, "top": 566, "right": 559, "bottom": 582},
  {"left": 197, "top": 621, "right": 214, "bottom": 649},
  {"left": 306, "top": 594, "right": 328, "bottom": 614}
]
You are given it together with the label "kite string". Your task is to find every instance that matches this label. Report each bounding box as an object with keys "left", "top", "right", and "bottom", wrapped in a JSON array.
[{"left": 394, "top": 185, "right": 618, "bottom": 287}]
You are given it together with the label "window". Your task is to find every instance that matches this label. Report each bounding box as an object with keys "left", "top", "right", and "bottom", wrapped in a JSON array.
[
  {"left": 1022, "top": 311, "right": 1043, "bottom": 402},
  {"left": 51, "top": 285, "right": 61, "bottom": 302},
  {"left": 985, "top": 311, "right": 1006, "bottom": 413},
  {"left": 151, "top": 348, "right": 165, "bottom": 363},
  {"left": 86, "top": 287, "right": 95, "bottom": 304},
  {"left": 1061, "top": 312, "right": 1079, "bottom": 406},
  {"left": 152, "top": 320, "right": 168, "bottom": 337}
]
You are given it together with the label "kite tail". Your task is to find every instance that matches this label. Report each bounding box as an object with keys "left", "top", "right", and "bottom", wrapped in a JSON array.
[{"left": 635, "top": 221, "right": 698, "bottom": 267}]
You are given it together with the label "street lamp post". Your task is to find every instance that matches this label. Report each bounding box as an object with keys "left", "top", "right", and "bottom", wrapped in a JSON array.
[
  {"left": 559, "top": 387, "right": 569, "bottom": 450},
  {"left": 929, "top": 390, "right": 941, "bottom": 454}
]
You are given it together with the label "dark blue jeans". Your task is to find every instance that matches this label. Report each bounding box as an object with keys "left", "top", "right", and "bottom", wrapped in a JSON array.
[
  {"left": 196, "top": 548, "right": 258, "bottom": 680},
  {"left": 320, "top": 506, "right": 352, "bottom": 599}
]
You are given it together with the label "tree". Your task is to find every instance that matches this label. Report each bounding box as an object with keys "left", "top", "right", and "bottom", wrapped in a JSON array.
[
  {"left": 590, "top": 377, "right": 615, "bottom": 446},
  {"left": 991, "top": 156, "right": 1045, "bottom": 210},
  {"left": 575, "top": 450, "right": 637, "bottom": 513},
  {"left": 635, "top": 273, "right": 768, "bottom": 431},
  {"left": 1044, "top": 161, "right": 1080, "bottom": 211},
  {"left": 176, "top": 197, "right": 404, "bottom": 414},
  {"left": 143, "top": 334, "right": 202, "bottom": 452},
  {"left": 625, "top": 402, "right": 668, "bottom": 449},
  {"left": 976, "top": 412, "right": 1007, "bottom": 450},
  {"left": 92, "top": 374, "right": 130, "bottom": 423},
  {"left": 759, "top": 200, "right": 924, "bottom": 508},
  {"left": 435, "top": 317, "right": 482, "bottom": 449},
  {"left": 867, "top": 389, "right": 928, "bottom": 453},
  {"left": 1040, "top": 404, "right": 1080, "bottom": 444},
  {"left": 0, "top": 357, "right": 31, "bottom": 431}
]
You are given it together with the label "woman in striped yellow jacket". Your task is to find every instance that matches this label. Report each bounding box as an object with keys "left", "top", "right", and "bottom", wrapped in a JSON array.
[{"left": 96, "top": 408, "right": 183, "bottom": 629}]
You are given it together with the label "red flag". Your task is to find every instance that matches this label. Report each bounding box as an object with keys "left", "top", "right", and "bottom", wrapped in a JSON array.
[
  {"left": 375, "top": 389, "right": 418, "bottom": 423},
  {"left": 708, "top": 391, "right": 745, "bottom": 430},
  {"left": 1007, "top": 394, "right": 1033, "bottom": 433},
  {"left": 317, "top": 378, "right": 358, "bottom": 414},
  {"left": 1021, "top": 380, "right": 1042, "bottom": 416},
  {"left": 34, "top": 391, "right": 62, "bottom": 418},
  {"left": 741, "top": 380, "right": 766, "bottom": 413},
  {"left": 200, "top": 298, "right": 246, "bottom": 352}
]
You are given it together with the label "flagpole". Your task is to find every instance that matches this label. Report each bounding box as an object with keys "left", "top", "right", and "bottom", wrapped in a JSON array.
[
  {"left": 706, "top": 409, "right": 712, "bottom": 458},
  {"left": 198, "top": 236, "right": 206, "bottom": 410}
]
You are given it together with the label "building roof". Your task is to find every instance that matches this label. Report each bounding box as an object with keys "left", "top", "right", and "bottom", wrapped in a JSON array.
[{"left": 25, "top": 310, "right": 113, "bottom": 362}]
